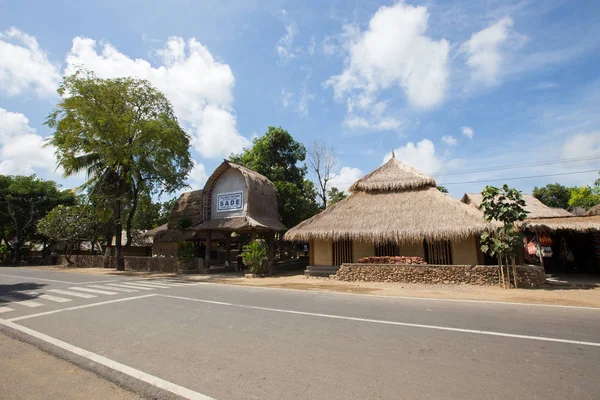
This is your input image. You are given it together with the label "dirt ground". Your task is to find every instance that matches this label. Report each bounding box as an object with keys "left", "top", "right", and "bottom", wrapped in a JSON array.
[
  {"left": 0, "top": 333, "right": 141, "bottom": 400},
  {"left": 27, "top": 266, "right": 600, "bottom": 308}
]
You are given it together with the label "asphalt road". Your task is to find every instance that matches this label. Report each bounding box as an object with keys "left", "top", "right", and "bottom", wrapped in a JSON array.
[{"left": 1, "top": 266, "right": 599, "bottom": 400}]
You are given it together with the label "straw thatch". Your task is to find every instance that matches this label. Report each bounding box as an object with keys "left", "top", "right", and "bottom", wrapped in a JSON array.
[
  {"left": 461, "top": 193, "right": 573, "bottom": 219},
  {"left": 284, "top": 157, "right": 491, "bottom": 244},
  {"left": 167, "top": 190, "right": 205, "bottom": 229},
  {"left": 200, "top": 160, "right": 287, "bottom": 232},
  {"left": 585, "top": 204, "right": 600, "bottom": 216},
  {"left": 349, "top": 157, "right": 436, "bottom": 192},
  {"left": 111, "top": 230, "right": 153, "bottom": 247},
  {"left": 520, "top": 216, "right": 600, "bottom": 232}
]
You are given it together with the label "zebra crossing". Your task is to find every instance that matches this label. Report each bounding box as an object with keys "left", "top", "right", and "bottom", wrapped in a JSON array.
[{"left": 0, "top": 279, "right": 199, "bottom": 315}]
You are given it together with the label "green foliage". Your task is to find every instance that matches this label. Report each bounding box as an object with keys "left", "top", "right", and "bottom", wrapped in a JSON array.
[
  {"left": 37, "top": 204, "right": 103, "bottom": 263},
  {"left": 327, "top": 187, "right": 347, "bottom": 206},
  {"left": 479, "top": 185, "right": 528, "bottom": 260},
  {"left": 0, "top": 175, "right": 75, "bottom": 261},
  {"left": 241, "top": 240, "right": 268, "bottom": 275},
  {"left": 568, "top": 186, "right": 600, "bottom": 210},
  {"left": 230, "top": 126, "right": 319, "bottom": 227},
  {"left": 176, "top": 241, "right": 195, "bottom": 262},
  {"left": 46, "top": 70, "right": 193, "bottom": 267},
  {"left": 437, "top": 186, "right": 448, "bottom": 194},
  {"left": 176, "top": 218, "right": 193, "bottom": 229},
  {"left": 532, "top": 183, "right": 574, "bottom": 209}
]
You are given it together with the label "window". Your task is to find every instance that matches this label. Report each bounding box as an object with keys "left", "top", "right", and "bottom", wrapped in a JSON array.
[
  {"left": 424, "top": 240, "right": 453, "bottom": 265},
  {"left": 332, "top": 239, "right": 353, "bottom": 265},
  {"left": 375, "top": 242, "right": 401, "bottom": 257}
]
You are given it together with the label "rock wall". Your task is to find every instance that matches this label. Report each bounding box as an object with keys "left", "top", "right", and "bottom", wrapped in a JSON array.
[
  {"left": 335, "top": 264, "right": 546, "bottom": 288},
  {"left": 357, "top": 256, "right": 426, "bottom": 264},
  {"left": 56, "top": 255, "right": 188, "bottom": 273}
]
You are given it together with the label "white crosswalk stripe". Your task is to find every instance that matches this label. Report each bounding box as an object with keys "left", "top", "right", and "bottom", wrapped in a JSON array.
[
  {"left": 0, "top": 306, "right": 14, "bottom": 314},
  {"left": 69, "top": 287, "right": 118, "bottom": 295},
  {"left": 19, "top": 292, "right": 72, "bottom": 303},
  {"left": 0, "top": 296, "right": 44, "bottom": 308},
  {"left": 104, "top": 283, "right": 154, "bottom": 291},
  {"left": 123, "top": 282, "right": 172, "bottom": 289},
  {"left": 47, "top": 289, "right": 97, "bottom": 299},
  {"left": 88, "top": 284, "right": 138, "bottom": 293}
]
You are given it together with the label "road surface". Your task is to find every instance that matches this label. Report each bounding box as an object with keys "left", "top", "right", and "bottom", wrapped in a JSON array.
[{"left": 1, "top": 266, "right": 599, "bottom": 399}]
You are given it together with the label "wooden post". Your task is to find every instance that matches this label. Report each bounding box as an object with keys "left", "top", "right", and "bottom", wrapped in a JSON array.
[
  {"left": 205, "top": 230, "right": 212, "bottom": 269},
  {"left": 225, "top": 233, "right": 231, "bottom": 269},
  {"left": 267, "top": 232, "right": 274, "bottom": 275},
  {"left": 250, "top": 229, "right": 256, "bottom": 242}
]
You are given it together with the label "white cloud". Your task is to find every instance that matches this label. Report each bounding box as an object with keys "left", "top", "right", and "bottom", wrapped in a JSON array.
[
  {"left": 65, "top": 36, "right": 249, "bottom": 159},
  {"left": 383, "top": 139, "right": 443, "bottom": 174},
  {"left": 281, "top": 86, "right": 314, "bottom": 117},
  {"left": 0, "top": 108, "right": 57, "bottom": 175},
  {"left": 343, "top": 99, "right": 401, "bottom": 132},
  {"left": 187, "top": 160, "right": 208, "bottom": 190},
  {"left": 441, "top": 136, "right": 457, "bottom": 146},
  {"left": 562, "top": 132, "right": 600, "bottom": 159},
  {"left": 461, "top": 126, "right": 474, "bottom": 139},
  {"left": 325, "top": 2, "right": 450, "bottom": 115},
  {"left": 307, "top": 35, "right": 316, "bottom": 56},
  {"left": 281, "top": 89, "right": 293, "bottom": 108},
  {"left": 0, "top": 27, "right": 61, "bottom": 98},
  {"left": 276, "top": 23, "right": 299, "bottom": 64},
  {"left": 328, "top": 166, "right": 363, "bottom": 193},
  {"left": 461, "top": 17, "right": 519, "bottom": 85}
]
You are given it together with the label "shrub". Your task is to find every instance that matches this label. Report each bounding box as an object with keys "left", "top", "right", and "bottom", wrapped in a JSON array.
[{"left": 242, "top": 240, "right": 268, "bottom": 275}]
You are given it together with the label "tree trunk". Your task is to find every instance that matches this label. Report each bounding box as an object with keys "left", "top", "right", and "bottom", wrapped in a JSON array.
[
  {"left": 114, "top": 199, "right": 125, "bottom": 271},
  {"left": 12, "top": 240, "right": 20, "bottom": 264}
]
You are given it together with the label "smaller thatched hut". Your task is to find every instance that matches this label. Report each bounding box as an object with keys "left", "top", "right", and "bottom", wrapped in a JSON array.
[{"left": 284, "top": 156, "right": 492, "bottom": 267}]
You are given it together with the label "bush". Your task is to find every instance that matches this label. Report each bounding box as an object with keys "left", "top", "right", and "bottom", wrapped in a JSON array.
[
  {"left": 176, "top": 241, "right": 195, "bottom": 271},
  {"left": 242, "top": 241, "right": 268, "bottom": 275}
]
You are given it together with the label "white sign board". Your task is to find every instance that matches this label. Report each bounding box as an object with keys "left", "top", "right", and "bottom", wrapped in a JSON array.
[{"left": 217, "top": 191, "right": 243, "bottom": 212}]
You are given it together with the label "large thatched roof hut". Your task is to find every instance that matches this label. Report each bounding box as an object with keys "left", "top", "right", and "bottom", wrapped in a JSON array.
[{"left": 284, "top": 156, "right": 492, "bottom": 267}]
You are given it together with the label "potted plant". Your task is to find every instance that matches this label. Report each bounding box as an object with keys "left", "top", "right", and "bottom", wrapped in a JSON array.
[{"left": 241, "top": 240, "right": 268, "bottom": 277}]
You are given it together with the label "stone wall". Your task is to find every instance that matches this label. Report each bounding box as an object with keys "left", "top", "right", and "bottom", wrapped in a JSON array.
[
  {"left": 55, "top": 255, "right": 199, "bottom": 273},
  {"left": 335, "top": 263, "right": 546, "bottom": 288}
]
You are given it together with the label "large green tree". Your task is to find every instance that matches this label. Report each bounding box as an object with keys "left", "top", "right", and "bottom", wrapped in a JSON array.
[
  {"left": 0, "top": 175, "right": 75, "bottom": 263},
  {"left": 568, "top": 186, "right": 600, "bottom": 210},
  {"left": 46, "top": 71, "right": 193, "bottom": 270},
  {"left": 532, "top": 183, "right": 573, "bottom": 209},
  {"left": 230, "top": 126, "right": 319, "bottom": 227},
  {"left": 327, "top": 187, "right": 347, "bottom": 206}
]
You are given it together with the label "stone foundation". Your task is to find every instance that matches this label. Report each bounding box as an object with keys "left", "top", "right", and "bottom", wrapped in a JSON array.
[
  {"left": 335, "top": 264, "right": 546, "bottom": 288},
  {"left": 55, "top": 255, "right": 193, "bottom": 273}
]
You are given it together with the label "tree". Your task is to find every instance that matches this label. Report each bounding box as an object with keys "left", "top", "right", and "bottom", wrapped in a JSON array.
[
  {"left": 479, "top": 185, "right": 529, "bottom": 289},
  {"left": 437, "top": 186, "right": 449, "bottom": 194},
  {"left": 46, "top": 71, "right": 193, "bottom": 270},
  {"left": 327, "top": 187, "right": 347, "bottom": 206},
  {"left": 231, "top": 126, "right": 319, "bottom": 227},
  {"left": 0, "top": 175, "right": 75, "bottom": 263},
  {"left": 532, "top": 183, "right": 573, "bottom": 209},
  {"left": 307, "top": 140, "right": 337, "bottom": 209},
  {"left": 37, "top": 205, "right": 103, "bottom": 264},
  {"left": 568, "top": 186, "right": 600, "bottom": 210}
]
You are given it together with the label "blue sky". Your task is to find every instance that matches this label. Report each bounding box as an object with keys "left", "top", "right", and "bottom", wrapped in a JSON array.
[{"left": 1, "top": 0, "right": 599, "bottom": 199}]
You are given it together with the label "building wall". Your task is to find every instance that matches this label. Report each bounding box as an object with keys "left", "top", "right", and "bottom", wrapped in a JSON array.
[
  {"left": 153, "top": 242, "right": 179, "bottom": 257},
  {"left": 353, "top": 241, "right": 374, "bottom": 262},
  {"left": 313, "top": 239, "right": 332, "bottom": 266},
  {"left": 399, "top": 243, "right": 425, "bottom": 259},
  {"left": 452, "top": 236, "right": 479, "bottom": 265},
  {"left": 210, "top": 168, "right": 247, "bottom": 219}
]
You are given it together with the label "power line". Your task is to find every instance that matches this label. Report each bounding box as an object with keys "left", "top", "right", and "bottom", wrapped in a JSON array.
[
  {"left": 433, "top": 155, "right": 600, "bottom": 177},
  {"left": 438, "top": 169, "right": 599, "bottom": 186},
  {"left": 327, "top": 154, "right": 600, "bottom": 185}
]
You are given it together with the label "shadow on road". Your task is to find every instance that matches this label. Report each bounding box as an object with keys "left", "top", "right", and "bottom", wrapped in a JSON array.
[{"left": 0, "top": 282, "right": 47, "bottom": 302}]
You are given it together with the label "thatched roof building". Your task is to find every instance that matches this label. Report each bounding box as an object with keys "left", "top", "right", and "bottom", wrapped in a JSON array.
[
  {"left": 285, "top": 156, "right": 491, "bottom": 244},
  {"left": 461, "top": 193, "right": 573, "bottom": 219}
]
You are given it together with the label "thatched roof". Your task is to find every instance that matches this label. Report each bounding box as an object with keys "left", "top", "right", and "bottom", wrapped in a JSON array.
[
  {"left": 284, "top": 157, "right": 491, "bottom": 244},
  {"left": 349, "top": 157, "right": 436, "bottom": 192},
  {"left": 201, "top": 160, "right": 287, "bottom": 232},
  {"left": 461, "top": 193, "right": 573, "bottom": 219},
  {"left": 167, "top": 190, "right": 204, "bottom": 229},
  {"left": 111, "top": 230, "right": 153, "bottom": 247},
  {"left": 520, "top": 216, "right": 600, "bottom": 232},
  {"left": 585, "top": 204, "right": 600, "bottom": 216}
]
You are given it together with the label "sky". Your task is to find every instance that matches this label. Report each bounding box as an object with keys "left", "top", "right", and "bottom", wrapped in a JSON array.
[{"left": 1, "top": 0, "right": 600, "bottom": 200}]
